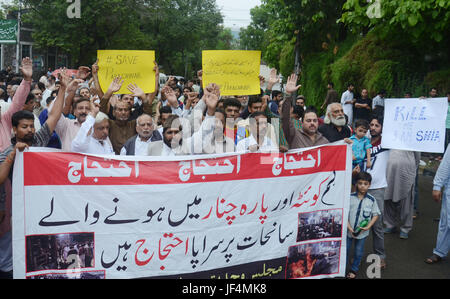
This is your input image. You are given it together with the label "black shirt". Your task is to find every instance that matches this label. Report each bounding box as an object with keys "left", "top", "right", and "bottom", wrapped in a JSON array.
[
  {"left": 318, "top": 123, "right": 352, "bottom": 143},
  {"left": 354, "top": 97, "right": 372, "bottom": 121}
]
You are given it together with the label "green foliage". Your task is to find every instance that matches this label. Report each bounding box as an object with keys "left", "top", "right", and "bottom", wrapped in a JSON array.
[
  {"left": 340, "top": 0, "right": 450, "bottom": 44},
  {"left": 364, "top": 60, "right": 397, "bottom": 96},
  {"left": 240, "top": 0, "right": 450, "bottom": 111},
  {"left": 238, "top": 5, "right": 270, "bottom": 51},
  {"left": 23, "top": 0, "right": 147, "bottom": 66},
  {"left": 20, "top": 0, "right": 229, "bottom": 77},
  {"left": 328, "top": 31, "right": 449, "bottom": 99},
  {"left": 140, "top": 0, "right": 224, "bottom": 75},
  {"left": 424, "top": 70, "right": 450, "bottom": 95},
  {"left": 278, "top": 39, "right": 295, "bottom": 78}
]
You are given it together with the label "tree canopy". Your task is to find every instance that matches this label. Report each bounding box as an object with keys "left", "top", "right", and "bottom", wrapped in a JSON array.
[{"left": 13, "top": 0, "right": 233, "bottom": 77}]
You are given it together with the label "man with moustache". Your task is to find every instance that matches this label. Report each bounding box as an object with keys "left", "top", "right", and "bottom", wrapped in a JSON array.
[
  {"left": 364, "top": 115, "right": 389, "bottom": 269},
  {"left": 120, "top": 114, "right": 162, "bottom": 156},
  {"left": 319, "top": 103, "right": 352, "bottom": 143},
  {"left": 0, "top": 68, "right": 68, "bottom": 278},
  {"left": 147, "top": 93, "right": 218, "bottom": 156},
  {"left": 236, "top": 112, "right": 278, "bottom": 152},
  {"left": 52, "top": 95, "right": 90, "bottom": 152},
  {"left": 99, "top": 62, "right": 159, "bottom": 154},
  {"left": 282, "top": 74, "right": 329, "bottom": 149},
  {"left": 71, "top": 102, "right": 114, "bottom": 155}
]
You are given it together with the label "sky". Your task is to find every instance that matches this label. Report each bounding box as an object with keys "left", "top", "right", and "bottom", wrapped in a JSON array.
[{"left": 215, "top": 0, "right": 262, "bottom": 30}]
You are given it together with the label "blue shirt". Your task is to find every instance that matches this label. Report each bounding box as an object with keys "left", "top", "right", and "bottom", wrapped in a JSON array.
[{"left": 350, "top": 135, "right": 372, "bottom": 163}]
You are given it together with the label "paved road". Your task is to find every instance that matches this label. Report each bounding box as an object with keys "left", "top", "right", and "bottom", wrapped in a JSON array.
[{"left": 355, "top": 173, "right": 449, "bottom": 279}]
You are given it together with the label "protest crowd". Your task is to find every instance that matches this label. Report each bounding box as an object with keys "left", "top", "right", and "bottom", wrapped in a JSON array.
[{"left": 0, "top": 55, "right": 449, "bottom": 279}]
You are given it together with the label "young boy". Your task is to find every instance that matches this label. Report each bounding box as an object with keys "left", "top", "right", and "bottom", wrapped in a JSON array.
[
  {"left": 347, "top": 171, "right": 380, "bottom": 279},
  {"left": 350, "top": 119, "right": 372, "bottom": 170}
]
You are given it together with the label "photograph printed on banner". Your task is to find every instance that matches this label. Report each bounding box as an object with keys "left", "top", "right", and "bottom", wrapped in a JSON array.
[
  {"left": 286, "top": 241, "right": 341, "bottom": 279},
  {"left": 25, "top": 232, "right": 94, "bottom": 273},
  {"left": 296, "top": 209, "right": 343, "bottom": 242},
  {"left": 26, "top": 270, "right": 105, "bottom": 279}
]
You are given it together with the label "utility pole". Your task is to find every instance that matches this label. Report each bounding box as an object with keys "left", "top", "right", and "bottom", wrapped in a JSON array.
[
  {"left": 293, "top": 29, "right": 301, "bottom": 99},
  {"left": 15, "top": 0, "right": 21, "bottom": 73}
]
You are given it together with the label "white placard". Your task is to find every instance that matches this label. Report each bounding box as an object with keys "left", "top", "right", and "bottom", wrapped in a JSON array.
[{"left": 381, "top": 98, "right": 447, "bottom": 153}]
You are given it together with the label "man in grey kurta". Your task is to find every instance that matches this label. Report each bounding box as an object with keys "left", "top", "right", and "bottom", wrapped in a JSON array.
[
  {"left": 427, "top": 146, "right": 450, "bottom": 262},
  {"left": 384, "top": 150, "right": 420, "bottom": 239}
]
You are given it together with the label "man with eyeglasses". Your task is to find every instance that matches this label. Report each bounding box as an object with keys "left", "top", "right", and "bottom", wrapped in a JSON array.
[{"left": 120, "top": 114, "right": 162, "bottom": 156}]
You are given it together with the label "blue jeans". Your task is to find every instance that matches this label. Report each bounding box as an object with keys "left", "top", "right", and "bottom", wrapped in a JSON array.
[{"left": 347, "top": 236, "right": 366, "bottom": 273}]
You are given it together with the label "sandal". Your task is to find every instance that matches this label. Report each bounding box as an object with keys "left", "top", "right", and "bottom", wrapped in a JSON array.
[
  {"left": 425, "top": 254, "right": 442, "bottom": 264},
  {"left": 346, "top": 270, "right": 357, "bottom": 279}
]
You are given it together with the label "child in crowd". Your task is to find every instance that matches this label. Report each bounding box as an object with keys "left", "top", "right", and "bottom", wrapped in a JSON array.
[
  {"left": 350, "top": 119, "right": 372, "bottom": 170},
  {"left": 347, "top": 171, "right": 380, "bottom": 279}
]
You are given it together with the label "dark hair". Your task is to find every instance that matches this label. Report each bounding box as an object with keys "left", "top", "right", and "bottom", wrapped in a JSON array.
[
  {"left": 46, "top": 96, "right": 55, "bottom": 106},
  {"left": 223, "top": 98, "right": 241, "bottom": 109},
  {"left": 369, "top": 114, "right": 383, "bottom": 126},
  {"left": 304, "top": 106, "right": 318, "bottom": 115},
  {"left": 271, "top": 90, "right": 282, "bottom": 97},
  {"left": 25, "top": 93, "right": 35, "bottom": 104},
  {"left": 163, "top": 114, "right": 181, "bottom": 134},
  {"left": 355, "top": 171, "right": 372, "bottom": 183},
  {"left": 328, "top": 82, "right": 334, "bottom": 88},
  {"left": 37, "top": 82, "right": 46, "bottom": 91},
  {"left": 72, "top": 98, "right": 90, "bottom": 110},
  {"left": 7, "top": 79, "right": 21, "bottom": 86},
  {"left": 247, "top": 95, "right": 262, "bottom": 109},
  {"left": 114, "top": 101, "right": 131, "bottom": 110},
  {"left": 159, "top": 105, "right": 172, "bottom": 115},
  {"left": 215, "top": 108, "right": 226, "bottom": 118},
  {"left": 249, "top": 111, "right": 267, "bottom": 119},
  {"left": 12, "top": 110, "right": 35, "bottom": 127},
  {"left": 292, "top": 105, "right": 304, "bottom": 118},
  {"left": 354, "top": 119, "right": 369, "bottom": 130}
]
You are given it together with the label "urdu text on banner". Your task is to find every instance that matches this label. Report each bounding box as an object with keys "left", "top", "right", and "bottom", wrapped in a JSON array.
[{"left": 12, "top": 143, "right": 351, "bottom": 279}]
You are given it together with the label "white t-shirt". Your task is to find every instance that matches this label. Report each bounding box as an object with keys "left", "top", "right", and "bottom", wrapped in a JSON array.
[{"left": 366, "top": 140, "right": 390, "bottom": 190}]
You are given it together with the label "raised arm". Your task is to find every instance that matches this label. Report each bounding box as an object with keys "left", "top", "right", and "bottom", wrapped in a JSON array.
[
  {"left": 62, "top": 78, "right": 84, "bottom": 116},
  {"left": 45, "top": 69, "right": 69, "bottom": 132},
  {"left": 3, "top": 57, "right": 33, "bottom": 122},
  {"left": 145, "top": 61, "right": 159, "bottom": 107},
  {"left": 91, "top": 59, "right": 104, "bottom": 99},
  {"left": 71, "top": 101, "right": 99, "bottom": 153},
  {"left": 100, "top": 76, "right": 124, "bottom": 114},
  {"left": 282, "top": 74, "right": 301, "bottom": 147},
  {"left": 266, "top": 68, "right": 279, "bottom": 92}
]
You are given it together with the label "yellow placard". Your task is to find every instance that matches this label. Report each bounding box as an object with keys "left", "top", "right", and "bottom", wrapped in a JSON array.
[
  {"left": 97, "top": 50, "right": 156, "bottom": 94},
  {"left": 202, "top": 50, "right": 261, "bottom": 96}
]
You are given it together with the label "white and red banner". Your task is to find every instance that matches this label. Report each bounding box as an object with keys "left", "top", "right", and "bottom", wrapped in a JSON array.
[{"left": 12, "top": 143, "right": 352, "bottom": 279}]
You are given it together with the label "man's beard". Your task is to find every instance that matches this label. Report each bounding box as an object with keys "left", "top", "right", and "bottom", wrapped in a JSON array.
[
  {"left": 21, "top": 133, "right": 34, "bottom": 143},
  {"left": 370, "top": 130, "right": 381, "bottom": 138},
  {"left": 331, "top": 116, "right": 346, "bottom": 127}
]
